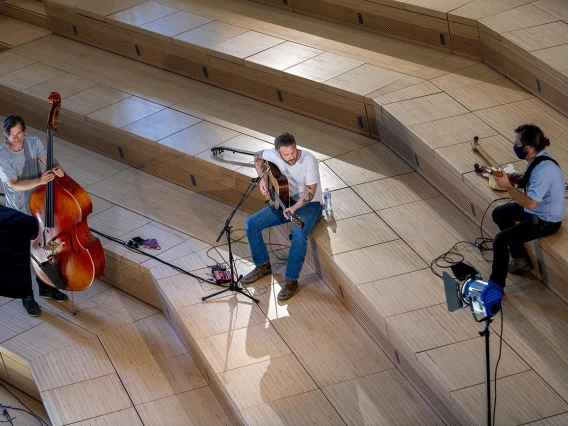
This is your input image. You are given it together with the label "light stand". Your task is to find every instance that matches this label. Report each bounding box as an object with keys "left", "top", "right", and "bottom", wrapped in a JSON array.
[
  {"left": 443, "top": 263, "right": 503, "bottom": 426},
  {"left": 202, "top": 177, "right": 260, "bottom": 303},
  {"left": 471, "top": 310, "right": 493, "bottom": 426}
]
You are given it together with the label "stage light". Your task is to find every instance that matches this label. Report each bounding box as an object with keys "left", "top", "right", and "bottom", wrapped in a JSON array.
[
  {"left": 462, "top": 278, "right": 503, "bottom": 318},
  {"left": 443, "top": 262, "right": 503, "bottom": 319}
]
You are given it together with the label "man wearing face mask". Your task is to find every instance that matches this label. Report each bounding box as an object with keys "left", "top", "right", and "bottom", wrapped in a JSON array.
[{"left": 490, "top": 124, "right": 565, "bottom": 288}]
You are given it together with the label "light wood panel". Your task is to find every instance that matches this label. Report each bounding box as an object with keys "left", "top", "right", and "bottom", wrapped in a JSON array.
[
  {"left": 533, "top": 0, "right": 568, "bottom": 21},
  {"left": 158, "top": 120, "right": 240, "bottom": 156},
  {"left": 245, "top": 41, "right": 323, "bottom": 77},
  {"left": 325, "top": 142, "right": 414, "bottom": 186},
  {"left": 478, "top": 3, "right": 557, "bottom": 39},
  {"left": 208, "top": 30, "right": 285, "bottom": 65},
  {"left": 1, "top": 316, "right": 95, "bottom": 362},
  {"left": 74, "top": 0, "right": 146, "bottom": 21},
  {"left": 447, "top": 78, "right": 534, "bottom": 111},
  {"left": 0, "top": 299, "right": 55, "bottom": 344},
  {"left": 138, "top": 10, "right": 213, "bottom": 42},
  {"left": 283, "top": 51, "right": 365, "bottom": 89},
  {"left": 70, "top": 408, "right": 143, "bottom": 426},
  {"left": 0, "top": 62, "right": 65, "bottom": 95},
  {"left": 431, "top": 62, "right": 503, "bottom": 91},
  {"left": 106, "top": 2, "right": 179, "bottom": 32},
  {"left": 503, "top": 21, "right": 568, "bottom": 54},
  {"left": 0, "top": 15, "right": 50, "bottom": 48},
  {"left": 312, "top": 212, "right": 399, "bottom": 255},
  {"left": 322, "top": 63, "right": 405, "bottom": 102},
  {"left": 136, "top": 387, "right": 233, "bottom": 426},
  {"left": 372, "top": 81, "right": 441, "bottom": 106},
  {"left": 120, "top": 108, "right": 202, "bottom": 146},
  {"left": 358, "top": 268, "right": 443, "bottom": 318},
  {"left": 383, "top": 92, "right": 469, "bottom": 127},
  {"left": 175, "top": 294, "right": 266, "bottom": 341},
  {"left": 332, "top": 239, "right": 427, "bottom": 286},
  {"left": 242, "top": 389, "right": 345, "bottom": 426},
  {"left": 378, "top": 196, "right": 480, "bottom": 264},
  {"left": 197, "top": 322, "right": 291, "bottom": 373},
  {"left": 417, "top": 334, "right": 530, "bottom": 391},
  {"left": 173, "top": 20, "right": 248, "bottom": 52},
  {"left": 387, "top": 301, "right": 481, "bottom": 353},
  {"left": 0, "top": 51, "right": 36, "bottom": 75},
  {"left": 41, "top": 374, "right": 132, "bottom": 425},
  {"left": 408, "top": 112, "right": 498, "bottom": 152},
  {"left": 448, "top": 0, "right": 534, "bottom": 26},
  {"left": 323, "top": 369, "right": 444, "bottom": 426},
  {"left": 30, "top": 338, "right": 115, "bottom": 392},
  {"left": 352, "top": 172, "right": 440, "bottom": 211},
  {"left": 22, "top": 72, "right": 98, "bottom": 104},
  {"left": 86, "top": 96, "right": 166, "bottom": 132},
  {"left": 218, "top": 354, "right": 317, "bottom": 410},
  {"left": 452, "top": 370, "right": 568, "bottom": 426},
  {"left": 257, "top": 275, "right": 395, "bottom": 387}
]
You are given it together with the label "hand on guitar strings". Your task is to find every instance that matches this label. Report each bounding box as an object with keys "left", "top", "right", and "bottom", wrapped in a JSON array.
[
  {"left": 259, "top": 179, "right": 269, "bottom": 196},
  {"left": 283, "top": 206, "right": 296, "bottom": 220},
  {"left": 493, "top": 172, "right": 512, "bottom": 190}
]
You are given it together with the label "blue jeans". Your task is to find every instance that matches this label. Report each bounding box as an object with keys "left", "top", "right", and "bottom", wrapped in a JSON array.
[{"left": 245, "top": 202, "right": 323, "bottom": 280}]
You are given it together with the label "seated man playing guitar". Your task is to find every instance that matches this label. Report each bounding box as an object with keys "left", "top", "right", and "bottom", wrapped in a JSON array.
[
  {"left": 243, "top": 132, "right": 323, "bottom": 300},
  {"left": 490, "top": 124, "right": 565, "bottom": 288}
]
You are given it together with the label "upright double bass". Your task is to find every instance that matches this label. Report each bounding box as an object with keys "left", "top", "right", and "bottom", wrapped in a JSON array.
[{"left": 30, "top": 92, "right": 105, "bottom": 291}]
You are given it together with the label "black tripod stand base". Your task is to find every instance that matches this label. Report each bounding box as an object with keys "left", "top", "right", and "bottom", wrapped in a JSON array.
[
  {"left": 202, "top": 275, "right": 259, "bottom": 303},
  {"left": 202, "top": 284, "right": 259, "bottom": 303}
]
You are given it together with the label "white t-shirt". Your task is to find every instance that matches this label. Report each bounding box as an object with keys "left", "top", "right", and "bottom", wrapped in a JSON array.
[{"left": 262, "top": 148, "right": 321, "bottom": 204}]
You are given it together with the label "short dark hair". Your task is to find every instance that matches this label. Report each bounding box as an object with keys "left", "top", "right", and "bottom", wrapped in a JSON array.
[
  {"left": 274, "top": 133, "right": 296, "bottom": 150},
  {"left": 3, "top": 115, "right": 26, "bottom": 138},
  {"left": 514, "top": 124, "right": 550, "bottom": 152}
]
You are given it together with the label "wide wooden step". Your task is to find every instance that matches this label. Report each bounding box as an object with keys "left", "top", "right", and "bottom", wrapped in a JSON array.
[
  {"left": 0, "top": 0, "right": 49, "bottom": 29},
  {"left": 2, "top": 26, "right": 568, "bottom": 425}
]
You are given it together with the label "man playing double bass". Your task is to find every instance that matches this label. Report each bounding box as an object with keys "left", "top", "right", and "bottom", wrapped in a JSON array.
[{"left": 0, "top": 115, "right": 68, "bottom": 316}]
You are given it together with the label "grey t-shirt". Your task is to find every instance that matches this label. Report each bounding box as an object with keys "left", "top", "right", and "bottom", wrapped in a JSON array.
[{"left": 0, "top": 136, "right": 46, "bottom": 215}]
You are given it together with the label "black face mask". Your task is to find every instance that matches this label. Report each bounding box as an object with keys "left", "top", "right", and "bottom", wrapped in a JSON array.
[{"left": 513, "top": 144, "right": 527, "bottom": 159}]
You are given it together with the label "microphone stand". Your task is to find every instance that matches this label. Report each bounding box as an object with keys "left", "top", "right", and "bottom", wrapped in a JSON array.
[{"left": 202, "top": 176, "right": 261, "bottom": 303}]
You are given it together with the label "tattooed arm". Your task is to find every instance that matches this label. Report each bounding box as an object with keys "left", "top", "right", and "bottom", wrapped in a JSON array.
[
  {"left": 285, "top": 183, "right": 318, "bottom": 218},
  {"left": 254, "top": 150, "right": 269, "bottom": 195}
]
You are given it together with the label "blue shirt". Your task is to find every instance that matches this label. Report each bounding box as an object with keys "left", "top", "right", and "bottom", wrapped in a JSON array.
[{"left": 524, "top": 151, "right": 565, "bottom": 223}]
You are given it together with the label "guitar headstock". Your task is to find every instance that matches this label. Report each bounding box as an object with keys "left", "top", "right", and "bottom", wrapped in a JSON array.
[{"left": 211, "top": 147, "right": 225, "bottom": 156}]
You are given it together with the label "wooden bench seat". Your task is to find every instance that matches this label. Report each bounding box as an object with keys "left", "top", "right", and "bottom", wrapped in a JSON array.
[
  {"left": 233, "top": 0, "right": 568, "bottom": 129},
  {"left": 0, "top": 14, "right": 50, "bottom": 51},
  {"left": 0, "top": 0, "right": 49, "bottom": 29}
]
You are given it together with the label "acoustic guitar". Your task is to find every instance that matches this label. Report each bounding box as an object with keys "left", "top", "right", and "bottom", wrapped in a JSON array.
[{"left": 211, "top": 147, "right": 305, "bottom": 229}]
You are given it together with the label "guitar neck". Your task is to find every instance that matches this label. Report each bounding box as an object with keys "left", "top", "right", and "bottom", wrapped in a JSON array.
[
  {"left": 477, "top": 146, "right": 500, "bottom": 167},
  {"left": 211, "top": 146, "right": 255, "bottom": 156}
]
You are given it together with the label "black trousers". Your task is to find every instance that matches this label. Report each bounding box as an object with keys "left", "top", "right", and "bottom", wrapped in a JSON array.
[{"left": 490, "top": 203, "right": 561, "bottom": 286}]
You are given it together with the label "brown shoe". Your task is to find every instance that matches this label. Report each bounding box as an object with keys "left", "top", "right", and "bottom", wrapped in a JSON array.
[
  {"left": 508, "top": 257, "right": 532, "bottom": 274},
  {"left": 242, "top": 262, "right": 272, "bottom": 284},
  {"left": 278, "top": 280, "right": 298, "bottom": 300}
]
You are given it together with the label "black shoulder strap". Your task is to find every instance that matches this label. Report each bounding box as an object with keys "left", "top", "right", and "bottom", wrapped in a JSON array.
[{"left": 519, "top": 156, "right": 559, "bottom": 189}]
